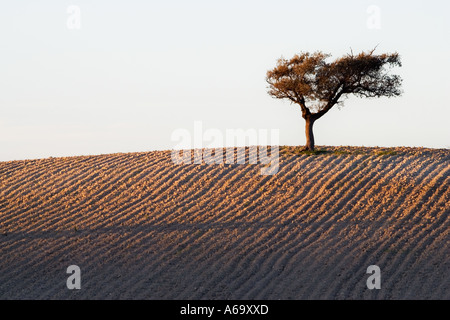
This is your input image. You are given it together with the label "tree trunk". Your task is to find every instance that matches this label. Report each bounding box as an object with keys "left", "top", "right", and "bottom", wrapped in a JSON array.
[{"left": 305, "top": 117, "right": 315, "bottom": 151}]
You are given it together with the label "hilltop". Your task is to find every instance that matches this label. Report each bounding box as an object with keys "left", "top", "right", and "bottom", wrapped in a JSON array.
[{"left": 0, "top": 146, "right": 448, "bottom": 299}]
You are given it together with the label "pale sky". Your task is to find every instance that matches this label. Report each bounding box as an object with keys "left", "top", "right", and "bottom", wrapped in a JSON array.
[{"left": 1, "top": 0, "right": 449, "bottom": 161}]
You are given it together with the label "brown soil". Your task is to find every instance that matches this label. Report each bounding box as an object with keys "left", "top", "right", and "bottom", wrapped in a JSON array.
[{"left": 0, "top": 146, "right": 448, "bottom": 299}]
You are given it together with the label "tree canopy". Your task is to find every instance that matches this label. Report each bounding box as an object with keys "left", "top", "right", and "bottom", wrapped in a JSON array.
[{"left": 267, "top": 49, "right": 402, "bottom": 119}]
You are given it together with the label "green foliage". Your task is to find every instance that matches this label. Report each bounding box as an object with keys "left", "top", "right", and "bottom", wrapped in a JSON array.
[
  {"left": 301, "top": 149, "right": 329, "bottom": 156},
  {"left": 282, "top": 147, "right": 330, "bottom": 156},
  {"left": 332, "top": 150, "right": 351, "bottom": 155},
  {"left": 376, "top": 150, "right": 398, "bottom": 157}
]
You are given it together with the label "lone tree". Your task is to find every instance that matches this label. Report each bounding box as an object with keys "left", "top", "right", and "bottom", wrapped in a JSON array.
[{"left": 266, "top": 49, "right": 402, "bottom": 151}]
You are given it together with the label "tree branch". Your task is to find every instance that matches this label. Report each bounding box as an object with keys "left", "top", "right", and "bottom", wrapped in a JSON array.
[
  {"left": 292, "top": 92, "right": 310, "bottom": 117},
  {"left": 313, "top": 84, "right": 344, "bottom": 120}
]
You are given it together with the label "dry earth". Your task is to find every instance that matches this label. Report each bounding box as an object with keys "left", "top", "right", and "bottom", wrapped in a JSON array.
[{"left": 0, "top": 146, "right": 448, "bottom": 299}]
